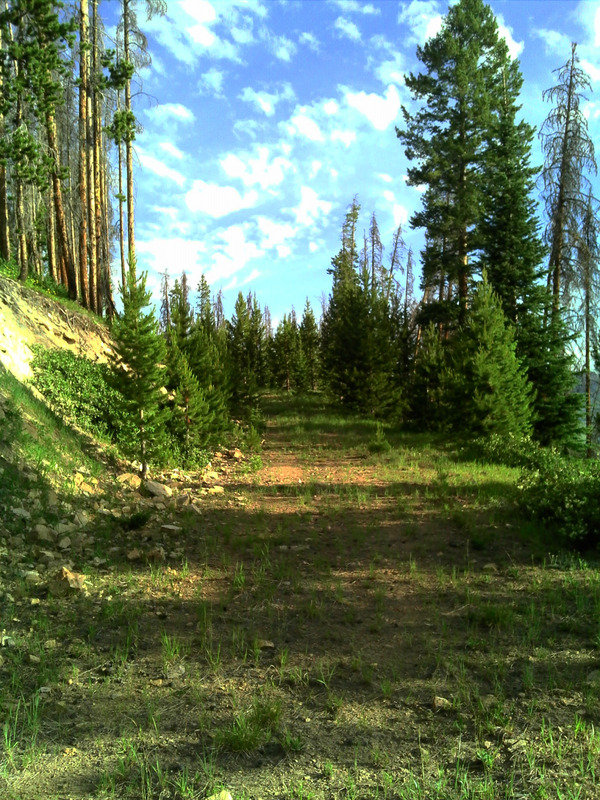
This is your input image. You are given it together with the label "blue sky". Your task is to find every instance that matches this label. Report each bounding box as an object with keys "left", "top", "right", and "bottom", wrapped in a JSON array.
[{"left": 106, "top": 0, "right": 600, "bottom": 323}]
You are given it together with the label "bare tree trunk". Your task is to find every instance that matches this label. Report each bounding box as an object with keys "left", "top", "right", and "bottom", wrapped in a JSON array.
[
  {"left": 123, "top": 0, "right": 135, "bottom": 266},
  {"left": 0, "top": 21, "right": 9, "bottom": 263},
  {"left": 78, "top": 0, "right": 91, "bottom": 308},
  {"left": 47, "top": 112, "right": 77, "bottom": 299},
  {"left": 47, "top": 188, "right": 58, "bottom": 283}
]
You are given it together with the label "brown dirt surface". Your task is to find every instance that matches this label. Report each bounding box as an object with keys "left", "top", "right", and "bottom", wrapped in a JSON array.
[{"left": 1, "top": 394, "right": 600, "bottom": 799}]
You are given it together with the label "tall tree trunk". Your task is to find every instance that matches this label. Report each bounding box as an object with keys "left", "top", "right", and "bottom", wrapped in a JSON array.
[
  {"left": 78, "top": 0, "right": 91, "bottom": 309},
  {"left": 47, "top": 112, "right": 77, "bottom": 300},
  {"left": 47, "top": 188, "right": 57, "bottom": 283},
  {"left": 0, "top": 20, "right": 9, "bottom": 263},
  {"left": 123, "top": 0, "right": 135, "bottom": 265}
]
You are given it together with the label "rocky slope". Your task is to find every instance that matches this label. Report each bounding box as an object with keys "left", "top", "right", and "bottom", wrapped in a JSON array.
[{"left": 0, "top": 274, "right": 115, "bottom": 382}]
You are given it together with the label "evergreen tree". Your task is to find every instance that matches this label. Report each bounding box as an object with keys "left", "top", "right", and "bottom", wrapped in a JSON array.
[
  {"left": 397, "top": 0, "right": 516, "bottom": 321},
  {"left": 410, "top": 323, "right": 450, "bottom": 430},
  {"left": 228, "top": 291, "right": 259, "bottom": 416},
  {"left": 110, "top": 263, "right": 167, "bottom": 478},
  {"left": 299, "top": 299, "right": 320, "bottom": 391},
  {"left": 171, "top": 356, "right": 214, "bottom": 465},
  {"left": 450, "top": 274, "right": 533, "bottom": 438}
]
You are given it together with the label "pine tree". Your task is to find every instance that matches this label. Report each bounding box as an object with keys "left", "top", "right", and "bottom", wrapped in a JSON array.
[
  {"left": 299, "top": 299, "right": 320, "bottom": 391},
  {"left": 171, "top": 356, "right": 214, "bottom": 465},
  {"left": 450, "top": 274, "right": 533, "bottom": 439},
  {"left": 110, "top": 262, "right": 167, "bottom": 478},
  {"left": 397, "top": 0, "right": 515, "bottom": 322},
  {"left": 410, "top": 322, "right": 450, "bottom": 430},
  {"left": 228, "top": 291, "right": 258, "bottom": 416}
]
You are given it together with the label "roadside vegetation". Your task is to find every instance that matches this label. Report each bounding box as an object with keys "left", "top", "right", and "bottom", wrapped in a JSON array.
[{"left": 1, "top": 384, "right": 599, "bottom": 800}]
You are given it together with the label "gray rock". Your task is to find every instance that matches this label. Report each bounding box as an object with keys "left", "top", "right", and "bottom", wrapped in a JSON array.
[{"left": 145, "top": 480, "right": 173, "bottom": 498}]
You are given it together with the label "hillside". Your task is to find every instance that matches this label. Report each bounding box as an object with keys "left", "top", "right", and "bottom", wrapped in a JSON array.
[{"left": 0, "top": 274, "right": 115, "bottom": 383}]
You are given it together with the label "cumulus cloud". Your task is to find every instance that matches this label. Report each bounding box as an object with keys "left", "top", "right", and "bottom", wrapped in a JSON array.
[
  {"left": 198, "top": 68, "right": 225, "bottom": 96},
  {"left": 159, "top": 142, "right": 184, "bottom": 160},
  {"left": 331, "top": 129, "right": 356, "bottom": 147},
  {"left": 138, "top": 151, "right": 186, "bottom": 187},
  {"left": 334, "top": 17, "right": 361, "bottom": 41},
  {"left": 206, "top": 224, "right": 264, "bottom": 283},
  {"left": 143, "top": 103, "right": 196, "bottom": 127},
  {"left": 240, "top": 83, "right": 295, "bottom": 116},
  {"left": 331, "top": 0, "right": 380, "bottom": 14},
  {"left": 220, "top": 146, "right": 294, "bottom": 189},
  {"left": 257, "top": 217, "right": 297, "bottom": 256},
  {"left": 299, "top": 31, "right": 319, "bottom": 50},
  {"left": 293, "top": 187, "right": 333, "bottom": 226},
  {"left": 344, "top": 85, "right": 402, "bottom": 131},
  {"left": 496, "top": 14, "right": 524, "bottom": 59},
  {"left": 269, "top": 34, "right": 297, "bottom": 61},
  {"left": 136, "top": 237, "right": 208, "bottom": 275},
  {"left": 398, "top": 0, "right": 443, "bottom": 44},
  {"left": 532, "top": 27, "right": 572, "bottom": 57},
  {"left": 185, "top": 181, "right": 259, "bottom": 218},
  {"left": 287, "top": 112, "right": 326, "bottom": 142}
]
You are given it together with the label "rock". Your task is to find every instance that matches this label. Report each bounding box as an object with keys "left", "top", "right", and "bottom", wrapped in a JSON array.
[
  {"left": 11, "top": 507, "right": 31, "bottom": 520},
  {"left": 586, "top": 670, "right": 600, "bottom": 686},
  {"left": 256, "top": 639, "right": 275, "bottom": 650},
  {"left": 231, "top": 448, "right": 243, "bottom": 461},
  {"left": 24, "top": 570, "right": 41, "bottom": 585},
  {"left": 203, "top": 470, "right": 220, "bottom": 484},
  {"left": 166, "top": 663, "right": 186, "bottom": 680},
  {"left": 35, "top": 524, "right": 55, "bottom": 544},
  {"left": 48, "top": 566, "right": 86, "bottom": 596},
  {"left": 56, "top": 522, "right": 76, "bottom": 534},
  {"left": 46, "top": 489, "right": 59, "bottom": 508},
  {"left": 127, "top": 549, "right": 142, "bottom": 561},
  {"left": 208, "top": 486, "right": 225, "bottom": 495},
  {"left": 433, "top": 696, "right": 453, "bottom": 711},
  {"left": 58, "top": 536, "right": 71, "bottom": 550},
  {"left": 1, "top": 635, "right": 16, "bottom": 648},
  {"left": 207, "top": 792, "right": 233, "bottom": 800},
  {"left": 161, "top": 524, "right": 182, "bottom": 532},
  {"left": 147, "top": 546, "right": 166, "bottom": 563},
  {"left": 483, "top": 563, "right": 498, "bottom": 573},
  {"left": 74, "top": 510, "right": 89, "bottom": 526},
  {"left": 145, "top": 480, "right": 172, "bottom": 498},
  {"left": 117, "top": 472, "right": 142, "bottom": 489}
]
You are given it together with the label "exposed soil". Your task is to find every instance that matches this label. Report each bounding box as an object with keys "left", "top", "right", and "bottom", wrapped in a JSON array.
[{"left": 1, "top": 395, "right": 600, "bottom": 799}]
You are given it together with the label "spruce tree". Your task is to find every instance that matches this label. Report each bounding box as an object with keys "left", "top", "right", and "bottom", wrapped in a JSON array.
[
  {"left": 110, "top": 263, "right": 167, "bottom": 478},
  {"left": 172, "top": 357, "right": 214, "bottom": 465},
  {"left": 299, "top": 299, "right": 320, "bottom": 391},
  {"left": 450, "top": 274, "right": 533, "bottom": 439},
  {"left": 397, "top": 0, "right": 516, "bottom": 322}
]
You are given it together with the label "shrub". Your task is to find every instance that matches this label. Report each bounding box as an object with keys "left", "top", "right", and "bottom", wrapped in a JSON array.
[
  {"left": 518, "top": 455, "right": 600, "bottom": 545},
  {"left": 30, "top": 347, "right": 123, "bottom": 441}
]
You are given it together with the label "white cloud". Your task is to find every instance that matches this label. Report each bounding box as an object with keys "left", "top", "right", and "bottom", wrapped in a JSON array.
[
  {"left": 344, "top": 85, "right": 402, "bottom": 131},
  {"left": 270, "top": 34, "right": 297, "bottom": 61},
  {"left": 288, "top": 112, "right": 326, "bottom": 142},
  {"left": 331, "top": 0, "right": 380, "bottom": 13},
  {"left": 206, "top": 224, "right": 264, "bottom": 283},
  {"left": 293, "top": 186, "right": 333, "bottom": 226},
  {"left": 331, "top": 129, "right": 356, "bottom": 147},
  {"left": 180, "top": 0, "right": 216, "bottom": 25},
  {"left": 220, "top": 146, "right": 293, "bottom": 189},
  {"left": 334, "top": 17, "right": 361, "bottom": 41},
  {"left": 582, "top": 61, "right": 600, "bottom": 83},
  {"left": 496, "top": 14, "right": 524, "bottom": 59},
  {"left": 323, "top": 100, "right": 339, "bottom": 115},
  {"left": 240, "top": 268, "right": 262, "bottom": 288},
  {"left": 185, "top": 181, "right": 259, "bottom": 218},
  {"left": 159, "top": 142, "right": 184, "bottom": 160},
  {"left": 138, "top": 151, "right": 186, "bottom": 187},
  {"left": 136, "top": 237, "right": 208, "bottom": 275},
  {"left": 379, "top": 174, "right": 393, "bottom": 183},
  {"left": 299, "top": 31, "right": 319, "bottom": 50},
  {"left": 198, "top": 68, "right": 225, "bottom": 96},
  {"left": 144, "top": 103, "right": 195, "bottom": 126},
  {"left": 309, "top": 242, "right": 319, "bottom": 253},
  {"left": 398, "top": 0, "right": 443, "bottom": 44},
  {"left": 309, "top": 160, "right": 322, "bottom": 178},
  {"left": 392, "top": 204, "right": 409, "bottom": 226},
  {"left": 240, "top": 83, "right": 295, "bottom": 116},
  {"left": 533, "top": 28, "right": 572, "bottom": 57},
  {"left": 257, "top": 217, "right": 297, "bottom": 256}
]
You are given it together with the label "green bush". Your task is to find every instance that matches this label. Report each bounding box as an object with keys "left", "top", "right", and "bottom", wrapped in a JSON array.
[
  {"left": 30, "top": 347, "right": 123, "bottom": 441},
  {"left": 471, "top": 432, "right": 558, "bottom": 470},
  {"left": 518, "top": 456, "right": 600, "bottom": 545}
]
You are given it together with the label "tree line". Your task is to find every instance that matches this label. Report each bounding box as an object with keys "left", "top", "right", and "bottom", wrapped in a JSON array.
[
  {"left": 0, "top": 0, "right": 165, "bottom": 313},
  {"left": 6, "top": 0, "right": 600, "bottom": 474}
]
